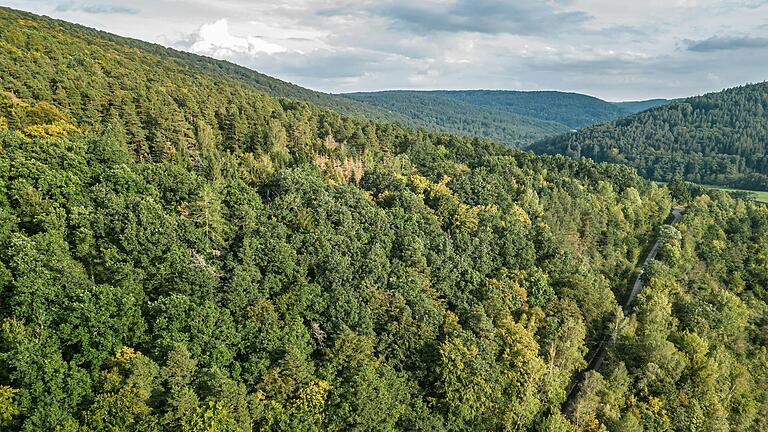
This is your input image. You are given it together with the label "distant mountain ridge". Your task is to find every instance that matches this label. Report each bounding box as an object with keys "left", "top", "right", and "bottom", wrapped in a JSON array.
[
  {"left": 342, "top": 90, "right": 672, "bottom": 146},
  {"left": 420, "top": 90, "right": 631, "bottom": 129},
  {"left": 337, "top": 90, "right": 572, "bottom": 146}
]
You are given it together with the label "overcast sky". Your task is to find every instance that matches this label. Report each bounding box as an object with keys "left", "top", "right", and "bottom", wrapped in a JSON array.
[{"left": 4, "top": 0, "right": 768, "bottom": 100}]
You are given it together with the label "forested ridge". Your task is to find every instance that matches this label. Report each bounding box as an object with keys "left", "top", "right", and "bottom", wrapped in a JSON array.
[
  {"left": 0, "top": 6, "right": 766, "bottom": 432},
  {"left": 400, "top": 90, "right": 636, "bottom": 129},
  {"left": 0, "top": 6, "right": 615, "bottom": 148},
  {"left": 342, "top": 90, "right": 671, "bottom": 147},
  {"left": 531, "top": 82, "right": 768, "bottom": 190},
  {"left": 339, "top": 91, "right": 571, "bottom": 147}
]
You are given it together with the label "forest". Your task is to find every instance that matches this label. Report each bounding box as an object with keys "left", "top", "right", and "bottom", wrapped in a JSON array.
[
  {"left": 342, "top": 90, "right": 670, "bottom": 147},
  {"left": 339, "top": 91, "right": 571, "bottom": 147},
  {"left": 413, "top": 90, "right": 638, "bottom": 129},
  {"left": 0, "top": 6, "right": 766, "bottom": 432},
  {"left": 530, "top": 83, "right": 768, "bottom": 190}
]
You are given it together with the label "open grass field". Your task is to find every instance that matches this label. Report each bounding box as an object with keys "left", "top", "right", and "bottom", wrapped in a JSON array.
[
  {"left": 655, "top": 182, "right": 768, "bottom": 203},
  {"left": 702, "top": 185, "right": 768, "bottom": 203}
]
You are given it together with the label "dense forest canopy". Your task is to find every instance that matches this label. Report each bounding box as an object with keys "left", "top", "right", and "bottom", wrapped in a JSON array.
[
  {"left": 0, "top": 6, "right": 766, "bottom": 432},
  {"left": 531, "top": 82, "right": 768, "bottom": 190},
  {"left": 403, "top": 90, "right": 635, "bottom": 129},
  {"left": 339, "top": 91, "right": 571, "bottom": 147},
  {"left": 343, "top": 90, "right": 672, "bottom": 147}
]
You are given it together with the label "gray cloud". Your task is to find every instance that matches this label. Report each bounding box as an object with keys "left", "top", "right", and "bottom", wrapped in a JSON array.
[
  {"left": 731, "top": 0, "right": 768, "bottom": 8},
  {"left": 266, "top": 50, "right": 387, "bottom": 79},
  {"left": 231, "top": 49, "right": 394, "bottom": 81},
  {"left": 686, "top": 35, "right": 768, "bottom": 52},
  {"left": 55, "top": 2, "right": 139, "bottom": 14},
  {"left": 323, "top": 0, "right": 591, "bottom": 36},
  {"left": 582, "top": 25, "right": 653, "bottom": 39}
]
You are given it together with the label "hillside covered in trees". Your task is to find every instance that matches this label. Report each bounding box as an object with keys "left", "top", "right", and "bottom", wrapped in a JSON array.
[
  {"left": 343, "top": 90, "right": 672, "bottom": 147},
  {"left": 345, "top": 90, "right": 639, "bottom": 129},
  {"left": 0, "top": 6, "right": 766, "bottom": 432},
  {"left": 424, "top": 90, "right": 637, "bottom": 129},
  {"left": 338, "top": 91, "right": 571, "bottom": 146},
  {"left": 564, "top": 180, "right": 768, "bottom": 431},
  {"left": 0, "top": 8, "right": 412, "bottom": 125},
  {"left": 531, "top": 83, "right": 768, "bottom": 190}
]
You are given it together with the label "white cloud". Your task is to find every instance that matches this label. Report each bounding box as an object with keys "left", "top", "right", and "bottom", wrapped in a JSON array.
[{"left": 189, "top": 19, "right": 287, "bottom": 56}]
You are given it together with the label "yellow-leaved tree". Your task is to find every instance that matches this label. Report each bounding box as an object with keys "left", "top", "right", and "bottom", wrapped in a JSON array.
[{"left": 0, "top": 386, "right": 20, "bottom": 427}]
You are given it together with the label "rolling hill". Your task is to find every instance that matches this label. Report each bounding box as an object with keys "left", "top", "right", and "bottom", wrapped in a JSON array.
[
  {"left": 0, "top": 7, "right": 411, "bottom": 125},
  {"left": 337, "top": 90, "right": 571, "bottom": 146},
  {"left": 343, "top": 90, "right": 674, "bottom": 146},
  {"left": 0, "top": 7, "right": 628, "bottom": 148},
  {"left": 530, "top": 82, "right": 768, "bottom": 189},
  {"left": 0, "top": 8, "right": 672, "bottom": 148},
  {"left": 424, "top": 90, "right": 632, "bottom": 129}
]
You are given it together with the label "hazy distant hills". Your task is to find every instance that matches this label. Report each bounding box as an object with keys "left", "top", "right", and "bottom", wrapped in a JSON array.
[
  {"left": 342, "top": 90, "right": 672, "bottom": 146},
  {"left": 530, "top": 82, "right": 768, "bottom": 189},
  {"left": 336, "top": 90, "right": 571, "bottom": 146},
  {"left": 418, "top": 90, "right": 631, "bottom": 129}
]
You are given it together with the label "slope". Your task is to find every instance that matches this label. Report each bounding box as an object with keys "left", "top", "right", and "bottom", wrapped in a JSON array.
[
  {"left": 422, "top": 90, "right": 633, "bottom": 129},
  {"left": 0, "top": 6, "right": 668, "bottom": 430},
  {"left": 340, "top": 90, "right": 571, "bottom": 146},
  {"left": 0, "top": 7, "right": 605, "bottom": 147},
  {"left": 530, "top": 82, "right": 768, "bottom": 189}
]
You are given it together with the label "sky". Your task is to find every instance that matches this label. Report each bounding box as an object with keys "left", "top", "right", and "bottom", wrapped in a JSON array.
[{"left": 3, "top": 1, "right": 768, "bottom": 100}]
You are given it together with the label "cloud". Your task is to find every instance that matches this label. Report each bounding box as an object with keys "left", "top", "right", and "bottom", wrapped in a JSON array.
[
  {"left": 260, "top": 49, "right": 416, "bottom": 82},
  {"left": 686, "top": 35, "right": 768, "bottom": 52},
  {"left": 730, "top": 0, "right": 768, "bottom": 8},
  {"left": 183, "top": 19, "right": 287, "bottom": 57},
  {"left": 55, "top": 1, "right": 139, "bottom": 14},
  {"left": 582, "top": 25, "right": 653, "bottom": 39},
  {"left": 325, "top": 0, "right": 591, "bottom": 36},
  {"left": 174, "top": 18, "right": 400, "bottom": 88}
]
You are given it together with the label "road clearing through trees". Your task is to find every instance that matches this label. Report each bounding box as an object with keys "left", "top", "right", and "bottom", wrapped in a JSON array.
[{"left": 562, "top": 206, "right": 685, "bottom": 415}]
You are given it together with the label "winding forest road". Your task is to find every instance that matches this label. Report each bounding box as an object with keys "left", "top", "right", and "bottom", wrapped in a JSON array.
[
  {"left": 562, "top": 206, "right": 684, "bottom": 413},
  {"left": 623, "top": 206, "right": 684, "bottom": 316}
]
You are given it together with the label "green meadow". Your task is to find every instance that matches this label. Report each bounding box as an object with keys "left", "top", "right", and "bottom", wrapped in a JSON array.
[{"left": 702, "top": 185, "right": 768, "bottom": 203}]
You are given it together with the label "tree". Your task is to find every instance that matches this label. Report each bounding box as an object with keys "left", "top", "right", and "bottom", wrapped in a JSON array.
[
  {"left": 0, "top": 386, "right": 20, "bottom": 427},
  {"left": 181, "top": 402, "right": 242, "bottom": 432},
  {"left": 191, "top": 183, "right": 229, "bottom": 250},
  {"left": 81, "top": 347, "right": 161, "bottom": 432},
  {"left": 159, "top": 344, "right": 199, "bottom": 429}
]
